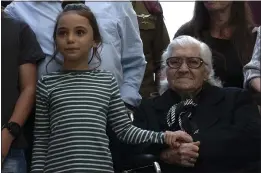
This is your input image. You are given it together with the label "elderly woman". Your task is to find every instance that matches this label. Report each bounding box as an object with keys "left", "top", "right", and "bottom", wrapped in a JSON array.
[{"left": 123, "top": 36, "right": 261, "bottom": 173}]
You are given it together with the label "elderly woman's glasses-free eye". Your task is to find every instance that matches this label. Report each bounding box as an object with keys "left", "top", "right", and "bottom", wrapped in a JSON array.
[{"left": 166, "top": 57, "right": 205, "bottom": 69}]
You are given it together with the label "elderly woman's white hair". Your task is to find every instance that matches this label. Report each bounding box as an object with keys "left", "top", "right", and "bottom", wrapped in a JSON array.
[{"left": 159, "top": 35, "right": 222, "bottom": 95}]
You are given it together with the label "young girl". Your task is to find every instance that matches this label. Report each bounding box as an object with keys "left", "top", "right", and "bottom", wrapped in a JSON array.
[{"left": 31, "top": 3, "right": 192, "bottom": 173}]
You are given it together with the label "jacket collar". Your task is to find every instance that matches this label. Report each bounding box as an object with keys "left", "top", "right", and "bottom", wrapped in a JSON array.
[
  {"left": 153, "top": 83, "right": 225, "bottom": 111},
  {"left": 152, "top": 84, "right": 226, "bottom": 131}
]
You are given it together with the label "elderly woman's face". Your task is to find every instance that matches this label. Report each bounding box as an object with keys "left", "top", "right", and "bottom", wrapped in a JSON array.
[{"left": 166, "top": 45, "right": 208, "bottom": 93}]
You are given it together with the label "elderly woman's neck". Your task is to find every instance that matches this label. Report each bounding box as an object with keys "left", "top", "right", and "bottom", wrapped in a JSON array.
[{"left": 175, "top": 87, "right": 203, "bottom": 101}]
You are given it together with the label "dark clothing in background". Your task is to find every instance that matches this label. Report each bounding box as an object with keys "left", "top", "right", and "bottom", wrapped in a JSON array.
[
  {"left": 2, "top": 13, "right": 44, "bottom": 148},
  {"left": 174, "top": 23, "right": 257, "bottom": 88},
  {"left": 133, "top": 1, "right": 170, "bottom": 97},
  {"left": 2, "top": 12, "right": 44, "bottom": 172},
  {"left": 249, "top": 1, "right": 261, "bottom": 25},
  {"left": 1, "top": 1, "right": 12, "bottom": 8},
  {"left": 126, "top": 85, "right": 261, "bottom": 173}
]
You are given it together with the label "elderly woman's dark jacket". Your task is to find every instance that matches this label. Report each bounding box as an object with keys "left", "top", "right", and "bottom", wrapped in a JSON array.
[{"left": 126, "top": 84, "right": 261, "bottom": 173}]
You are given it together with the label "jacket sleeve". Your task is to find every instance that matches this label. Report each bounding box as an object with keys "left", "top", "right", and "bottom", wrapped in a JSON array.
[
  {"left": 18, "top": 22, "right": 45, "bottom": 65},
  {"left": 116, "top": 2, "right": 146, "bottom": 107},
  {"left": 243, "top": 26, "right": 261, "bottom": 88},
  {"left": 31, "top": 78, "right": 50, "bottom": 173},
  {"left": 198, "top": 90, "right": 261, "bottom": 168}
]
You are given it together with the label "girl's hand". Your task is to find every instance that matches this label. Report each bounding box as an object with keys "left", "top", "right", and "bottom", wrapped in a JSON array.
[{"left": 164, "top": 130, "right": 193, "bottom": 148}]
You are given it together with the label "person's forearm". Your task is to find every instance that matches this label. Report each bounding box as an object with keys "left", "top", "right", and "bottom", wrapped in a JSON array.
[
  {"left": 8, "top": 86, "right": 36, "bottom": 126},
  {"left": 159, "top": 148, "right": 179, "bottom": 165}
]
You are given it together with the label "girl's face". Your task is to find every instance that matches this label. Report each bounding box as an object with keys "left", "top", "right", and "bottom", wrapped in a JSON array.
[{"left": 55, "top": 11, "right": 96, "bottom": 62}]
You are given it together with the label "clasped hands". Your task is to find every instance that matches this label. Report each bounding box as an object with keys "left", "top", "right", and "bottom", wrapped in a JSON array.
[{"left": 163, "top": 130, "right": 200, "bottom": 167}]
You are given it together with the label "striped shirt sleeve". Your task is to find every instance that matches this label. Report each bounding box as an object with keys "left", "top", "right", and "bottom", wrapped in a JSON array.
[
  {"left": 31, "top": 78, "right": 50, "bottom": 173},
  {"left": 107, "top": 75, "right": 165, "bottom": 144}
]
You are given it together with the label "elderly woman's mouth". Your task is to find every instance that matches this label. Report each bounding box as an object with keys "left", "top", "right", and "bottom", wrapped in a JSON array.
[{"left": 176, "top": 77, "right": 193, "bottom": 80}]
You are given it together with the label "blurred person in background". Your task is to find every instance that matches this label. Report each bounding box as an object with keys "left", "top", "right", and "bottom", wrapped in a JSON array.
[
  {"left": 2, "top": 10, "right": 44, "bottom": 173},
  {"left": 248, "top": 1, "right": 261, "bottom": 25},
  {"left": 132, "top": 1, "right": 170, "bottom": 98},
  {"left": 244, "top": 26, "right": 261, "bottom": 110},
  {"left": 1, "top": 1, "right": 12, "bottom": 8}
]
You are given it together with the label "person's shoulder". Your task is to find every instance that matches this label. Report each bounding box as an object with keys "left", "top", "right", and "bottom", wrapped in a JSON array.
[
  {"left": 5, "top": 1, "right": 42, "bottom": 14},
  {"left": 109, "top": 1, "right": 133, "bottom": 16},
  {"left": 2, "top": 13, "right": 31, "bottom": 35},
  {"left": 90, "top": 70, "right": 119, "bottom": 87},
  {"left": 220, "top": 87, "right": 247, "bottom": 94},
  {"left": 2, "top": 12, "right": 22, "bottom": 26},
  {"left": 111, "top": 1, "right": 132, "bottom": 9},
  {"left": 6, "top": 1, "right": 61, "bottom": 19},
  {"left": 7, "top": 1, "right": 58, "bottom": 9},
  {"left": 92, "top": 69, "right": 112, "bottom": 75},
  {"left": 200, "top": 86, "right": 257, "bottom": 110},
  {"left": 91, "top": 1, "right": 130, "bottom": 11},
  {"left": 140, "top": 90, "right": 170, "bottom": 109},
  {"left": 38, "top": 71, "right": 63, "bottom": 83},
  {"left": 219, "top": 87, "right": 254, "bottom": 102},
  {"left": 91, "top": 70, "right": 115, "bottom": 80},
  {"left": 174, "top": 21, "right": 194, "bottom": 39}
]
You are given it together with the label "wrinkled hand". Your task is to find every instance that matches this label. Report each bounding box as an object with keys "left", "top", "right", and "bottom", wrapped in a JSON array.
[
  {"left": 160, "top": 141, "right": 200, "bottom": 167},
  {"left": 1, "top": 129, "right": 14, "bottom": 163},
  {"left": 164, "top": 130, "right": 193, "bottom": 148}
]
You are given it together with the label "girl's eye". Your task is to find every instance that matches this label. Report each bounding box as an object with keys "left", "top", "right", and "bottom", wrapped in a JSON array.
[
  {"left": 57, "top": 30, "right": 67, "bottom": 36},
  {"left": 76, "top": 30, "right": 85, "bottom": 36}
]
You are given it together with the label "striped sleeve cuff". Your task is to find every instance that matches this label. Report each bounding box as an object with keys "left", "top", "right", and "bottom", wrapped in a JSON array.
[{"left": 156, "top": 132, "right": 165, "bottom": 144}]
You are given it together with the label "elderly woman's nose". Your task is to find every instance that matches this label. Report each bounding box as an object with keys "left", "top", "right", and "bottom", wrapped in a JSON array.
[{"left": 179, "top": 61, "right": 189, "bottom": 71}]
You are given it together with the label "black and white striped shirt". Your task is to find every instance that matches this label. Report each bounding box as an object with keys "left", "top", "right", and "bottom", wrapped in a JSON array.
[{"left": 31, "top": 70, "right": 164, "bottom": 173}]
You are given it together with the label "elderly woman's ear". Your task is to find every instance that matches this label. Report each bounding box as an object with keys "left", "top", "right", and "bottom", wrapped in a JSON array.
[{"left": 203, "top": 72, "right": 209, "bottom": 82}]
